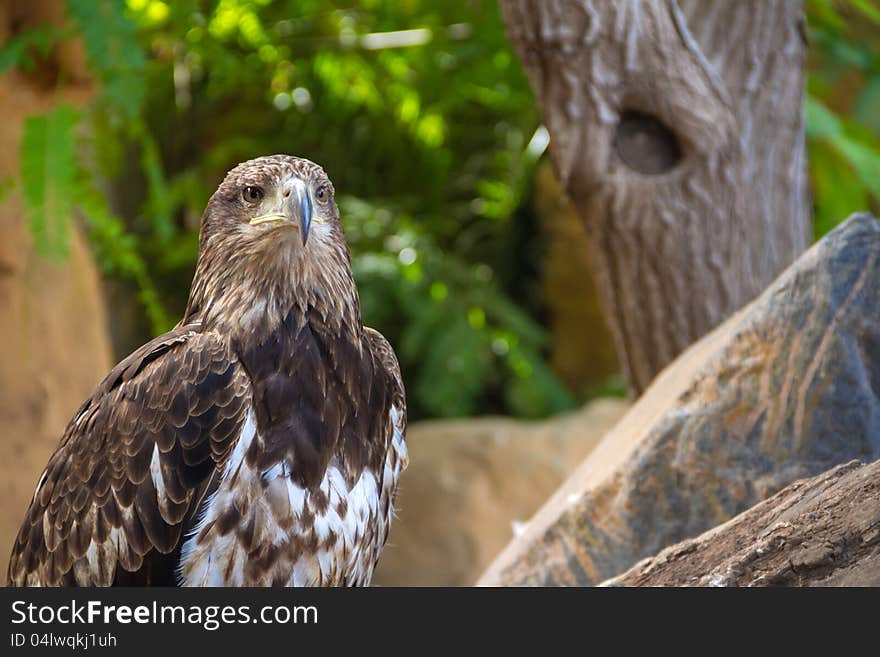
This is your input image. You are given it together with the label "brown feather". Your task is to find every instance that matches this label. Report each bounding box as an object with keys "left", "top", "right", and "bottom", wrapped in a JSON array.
[
  {"left": 6, "top": 326, "right": 250, "bottom": 586},
  {"left": 8, "top": 155, "right": 408, "bottom": 588}
]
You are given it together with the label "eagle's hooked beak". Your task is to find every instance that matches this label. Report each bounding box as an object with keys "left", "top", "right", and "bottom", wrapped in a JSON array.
[
  {"left": 248, "top": 177, "right": 313, "bottom": 245},
  {"left": 286, "top": 177, "right": 312, "bottom": 245}
]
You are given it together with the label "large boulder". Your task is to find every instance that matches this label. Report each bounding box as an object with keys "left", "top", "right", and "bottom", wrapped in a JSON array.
[
  {"left": 480, "top": 214, "right": 880, "bottom": 586},
  {"left": 602, "top": 459, "right": 880, "bottom": 587},
  {"left": 372, "top": 398, "right": 630, "bottom": 586}
]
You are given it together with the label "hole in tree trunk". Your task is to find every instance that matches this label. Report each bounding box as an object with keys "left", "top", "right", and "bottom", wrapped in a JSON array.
[{"left": 614, "top": 109, "right": 682, "bottom": 175}]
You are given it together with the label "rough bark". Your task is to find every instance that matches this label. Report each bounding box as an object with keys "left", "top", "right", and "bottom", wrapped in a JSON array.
[
  {"left": 479, "top": 214, "right": 880, "bottom": 586},
  {"left": 602, "top": 460, "right": 880, "bottom": 587},
  {"left": 0, "top": 1, "right": 112, "bottom": 579},
  {"left": 501, "top": 0, "right": 810, "bottom": 393}
]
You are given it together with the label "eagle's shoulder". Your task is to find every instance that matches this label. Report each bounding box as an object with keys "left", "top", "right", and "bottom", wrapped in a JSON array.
[{"left": 7, "top": 324, "right": 252, "bottom": 587}]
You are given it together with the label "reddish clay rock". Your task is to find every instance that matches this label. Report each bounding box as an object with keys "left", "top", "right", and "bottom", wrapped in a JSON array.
[{"left": 0, "top": 1, "right": 111, "bottom": 578}]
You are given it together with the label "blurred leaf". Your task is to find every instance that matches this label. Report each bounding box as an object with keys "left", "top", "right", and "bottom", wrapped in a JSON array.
[
  {"left": 849, "top": 0, "right": 880, "bottom": 25},
  {"left": 829, "top": 129, "right": 880, "bottom": 199},
  {"left": 67, "top": 0, "right": 146, "bottom": 121},
  {"left": 504, "top": 349, "right": 575, "bottom": 418},
  {"left": 805, "top": 95, "right": 841, "bottom": 138},
  {"left": 810, "top": 140, "right": 869, "bottom": 236},
  {"left": 20, "top": 106, "right": 79, "bottom": 259},
  {"left": 806, "top": 0, "right": 846, "bottom": 32},
  {"left": 0, "top": 26, "right": 64, "bottom": 74},
  {"left": 854, "top": 76, "right": 880, "bottom": 133},
  {"left": 807, "top": 95, "right": 880, "bottom": 229},
  {"left": 416, "top": 314, "right": 489, "bottom": 417},
  {"left": 73, "top": 173, "right": 173, "bottom": 331},
  {"left": 133, "top": 122, "right": 174, "bottom": 242}
]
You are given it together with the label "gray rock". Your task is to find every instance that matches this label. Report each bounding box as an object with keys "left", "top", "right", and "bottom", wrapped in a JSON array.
[{"left": 479, "top": 214, "right": 880, "bottom": 586}]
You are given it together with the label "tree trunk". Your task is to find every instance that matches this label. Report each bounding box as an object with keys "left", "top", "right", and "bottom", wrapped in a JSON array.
[{"left": 501, "top": 0, "right": 810, "bottom": 393}]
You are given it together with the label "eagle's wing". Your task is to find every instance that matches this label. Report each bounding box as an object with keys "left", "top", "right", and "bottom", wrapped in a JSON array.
[
  {"left": 363, "top": 328, "right": 408, "bottom": 562},
  {"left": 7, "top": 324, "right": 251, "bottom": 586},
  {"left": 364, "top": 327, "right": 406, "bottom": 430}
]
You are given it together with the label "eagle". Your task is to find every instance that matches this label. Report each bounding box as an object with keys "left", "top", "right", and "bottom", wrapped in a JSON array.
[{"left": 7, "top": 155, "right": 408, "bottom": 587}]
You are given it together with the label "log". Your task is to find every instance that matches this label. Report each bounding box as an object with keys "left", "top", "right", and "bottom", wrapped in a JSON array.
[{"left": 602, "top": 460, "right": 880, "bottom": 587}]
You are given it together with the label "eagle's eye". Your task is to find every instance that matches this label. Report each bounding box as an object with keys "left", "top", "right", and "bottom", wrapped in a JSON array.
[
  {"left": 242, "top": 186, "right": 264, "bottom": 203},
  {"left": 315, "top": 184, "right": 330, "bottom": 203}
]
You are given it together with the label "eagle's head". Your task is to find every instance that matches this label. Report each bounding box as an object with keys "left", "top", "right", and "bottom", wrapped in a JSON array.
[
  {"left": 185, "top": 154, "right": 359, "bottom": 336},
  {"left": 201, "top": 154, "right": 340, "bottom": 249}
]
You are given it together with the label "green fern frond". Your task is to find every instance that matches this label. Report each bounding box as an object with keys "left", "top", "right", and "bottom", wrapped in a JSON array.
[
  {"left": 20, "top": 106, "right": 80, "bottom": 259},
  {"left": 131, "top": 121, "right": 174, "bottom": 242},
  {"left": 0, "top": 26, "right": 65, "bottom": 74},
  {"left": 66, "top": 0, "right": 146, "bottom": 121},
  {"left": 73, "top": 173, "right": 173, "bottom": 333}
]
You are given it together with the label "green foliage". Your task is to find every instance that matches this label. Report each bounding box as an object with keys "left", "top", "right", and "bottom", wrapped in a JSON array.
[
  {"left": 9, "top": 1, "right": 169, "bottom": 330},
  {"left": 805, "top": 96, "right": 880, "bottom": 235},
  {"left": 67, "top": 0, "right": 146, "bottom": 122},
  {"left": 9, "top": 1, "right": 880, "bottom": 419},
  {"left": 8, "top": 0, "right": 569, "bottom": 420},
  {"left": 806, "top": 0, "right": 880, "bottom": 236},
  {"left": 18, "top": 104, "right": 171, "bottom": 327},
  {"left": 0, "top": 26, "right": 66, "bottom": 74},
  {"left": 353, "top": 230, "right": 574, "bottom": 418},
  {"left": 20, "top": 106, "right": 78, "bottom": 258},
  {"left": 73, "top": 172, "right": 172, "bottom": 330}
]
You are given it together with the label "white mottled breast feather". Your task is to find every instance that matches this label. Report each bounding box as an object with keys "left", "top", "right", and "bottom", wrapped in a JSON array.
[{"left": 178, "top": 404, "right": 406, "bottom": 586}]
